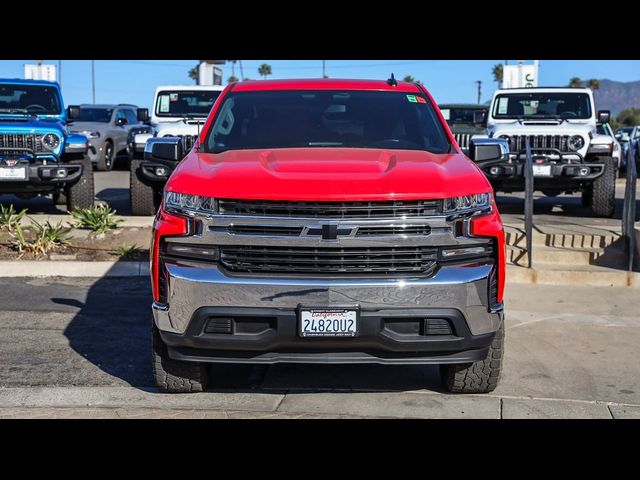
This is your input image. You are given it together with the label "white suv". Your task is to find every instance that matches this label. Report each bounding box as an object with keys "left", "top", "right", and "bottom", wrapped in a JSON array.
[
  {"left": 475, "top": 87, "right": 615, "bottom": 217},
  {"left": 129, "top": 85, "right": 224, "bottom": 215}
]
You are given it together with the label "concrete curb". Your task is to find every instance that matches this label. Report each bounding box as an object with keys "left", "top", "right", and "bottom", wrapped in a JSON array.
[
  {"left": 0, "top": 261, "right": 149, "bottom": 277},
  {"left": 23, "top": 214, "right": 153, "bottom": 228}
]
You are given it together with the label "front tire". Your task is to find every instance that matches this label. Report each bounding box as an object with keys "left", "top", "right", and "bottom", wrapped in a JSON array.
[
  {"left": 130, "top": 159, "right": 158, "bottom": 216},
  {"left": 589, "top": 156, "right": 615, "bottom": 218},
  {"left": 65, "top": 157, "right": 95, "bottom": 211},
  {"left": 440, "top": 321, "right": 504, "bottom": 394},
  {"left": 152, "top": 326, "right": 209, "bottom": 393},
  {"left": 96, "top": 140, "right": 115, "bottom": 171}
]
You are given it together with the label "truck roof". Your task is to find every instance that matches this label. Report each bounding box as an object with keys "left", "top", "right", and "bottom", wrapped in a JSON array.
[
  {"left": 155, "top": 85, "right": 225, "bottom": 92},
  {"left": 0, "top": 78, "right": 61, "bottom": 88},
  {"left": 231, "top": 78, "right": 422, "bottom": 93},
  {"left": 439, "top": 103, "right": 488, "bottom": 109},
  {"left": 79, "top": 103, "right": 138, "bottom": 108},
  {"left": 494, "top": 87, "right": 592, "bottom": 94}
]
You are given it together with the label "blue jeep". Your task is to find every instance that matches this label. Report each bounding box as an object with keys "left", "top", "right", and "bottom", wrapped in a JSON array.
[{"left": 0, "top": 79, "right": 94, "bottom": 210}]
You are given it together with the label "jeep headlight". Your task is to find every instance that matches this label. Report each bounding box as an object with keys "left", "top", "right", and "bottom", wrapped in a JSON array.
[
  {"left": 42, "top": 133, "right": 61, "bottom": 150},
  {"left": 568, "top": 135, "right": 585, "bottom": 151},
  {"left": 164, "top": 192, "right": 217, "bottom": 215},
  {"left": 443, "top": 193, "right": 491, "bottom": 214}
]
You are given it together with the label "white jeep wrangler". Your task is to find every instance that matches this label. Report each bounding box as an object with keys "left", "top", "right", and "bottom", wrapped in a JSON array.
[
  {"left": 129, "top": 85, "right": 224, "bottom": 215},
  {"left": 475, "top": 87, "right": 615, "bottom": 217}
]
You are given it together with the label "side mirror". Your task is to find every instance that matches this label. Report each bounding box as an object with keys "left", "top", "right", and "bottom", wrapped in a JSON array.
[
  {"left": 137, "top": 108, "right": 150, "bottom": 123},
  {"left": 597, "top": 110, "right": 610, "bottom": 123},
  {"left": 144, "top": 137, "right": 184, "bottom": 163},
  {"left": 615, "top": 134, "right": 622, "bottom": 140},
  {"left": 67, "top": 105, "right": 81, "bottom": 120},
  {"left": 468, "top": 137, "right": 509, "bottom": 163},
  {"left": 115, "top": 117, "right": 127, "bottom": 126},
  {"left": 473, "top": 110, "right": 487, "bottom": 127}
]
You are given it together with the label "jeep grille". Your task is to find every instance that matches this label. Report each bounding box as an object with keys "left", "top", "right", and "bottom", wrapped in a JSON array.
[
  {"left": 0, "top": 133, "right": 44, "bottom": 155},
  {"left": 501, "top": 134, "right": 571, "bottom": 153}
]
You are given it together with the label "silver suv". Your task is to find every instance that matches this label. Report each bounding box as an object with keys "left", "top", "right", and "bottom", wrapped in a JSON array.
[
  {"left": 476, "top": 87, "right": 615, "bottom": 217},
  {"left": 69, "top": 104, "right": 150, "bottom": 171}
]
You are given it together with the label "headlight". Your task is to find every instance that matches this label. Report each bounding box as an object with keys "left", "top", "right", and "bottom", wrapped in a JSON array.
[
  {"left": 164, "top": 192, "right": 217, "bottom": 215},
  {"left": 568, "top": 135, "right": 585, "bottom": 151},
  {"left": 443, "top": 193, "right": 491, "bottom": 214},
  {"left": 42, "top": 133, "right": 61, "bottom": 150},
  {"left": 85, "top": 131, "right": 100, "bottom": 139}
]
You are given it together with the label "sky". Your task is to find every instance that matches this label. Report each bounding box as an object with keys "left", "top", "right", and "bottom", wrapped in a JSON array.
[{"left": 1, "top": 60, "right": 639, "bottom": 109}]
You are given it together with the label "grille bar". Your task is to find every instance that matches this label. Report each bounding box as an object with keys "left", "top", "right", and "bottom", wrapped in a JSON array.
[
  {"left": 219, "top": 246, "right": 438, "bottom": 275},
  {"left": 454, "top": 133, "right": 471, "bottom": 150},
  {"left": 0, "top": 133, "right": 43, "bottom": 155},
  {"left": 218, "top": 200, "right": 442, "bottom": 218},
  {"left": 226, "top": 224, "right": 431, "bottom": 237},
  {"left": 504, "top": 134, "right": 570, "bottom": 153}
]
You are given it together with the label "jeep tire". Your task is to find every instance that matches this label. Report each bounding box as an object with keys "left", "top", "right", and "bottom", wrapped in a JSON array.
[
  {"left": 440, "top": 320, "right": 504, "bottom": 394},
  {"left": 589, "top": 156, "right": 615, "bottom": 218},
  {"left": 152, "top": 326, "right": 209, "bottom": 393},
  {"left": 96, "top": 140, "right": 115, "bottom": 171},
  {"left": 130, "top": 159, "right": 157, "bottom": 216},
  {"left": 65, "top": 157, "right": 95, "bottom": 211}
]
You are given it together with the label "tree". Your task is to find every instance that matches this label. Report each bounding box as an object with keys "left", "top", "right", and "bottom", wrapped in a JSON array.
[
  {"left": 617, "top": 107, "right": 640, "bottom": 127},
  {"left": 403, "top": 75, "right": 415, "bottom": 83},
  {"left": 568, "top": 77, "right": 583, "bottom": 88},
  {"left": 491, "top": 64, "right": 503, "bottom": 86},
  {"left": 258, "top": 63, "right": 272, "bottom": 80},
  {"left": 587, "top": 78, "right": 600, "bottom": 91},
  {"left": 188, "top": 65, "right": 198, "bottom": 84},
  {"left": 227, "top": 75, "right": 239, "bottom": 83}
]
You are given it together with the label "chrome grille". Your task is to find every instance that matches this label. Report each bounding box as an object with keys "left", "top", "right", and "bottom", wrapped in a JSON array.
[
  {"left": 502, "top": 134, "right": 569, "bottom": 153},
  {"left": 226, "top": 224, "right": 431, "bottom": 237},
  {"left": 0, "top": 133, "right": 43, "bottom": 155},
  {"left": 454, "top": 133, "right": 471, "bottom": 150},
  {"left": 219, "top": 246, "right": 439, "bottom": 275},
  {"left": 180, "top": 135, "right": 197, "bottom": 152},
  {"left": 218, "top": 200, "right": 442, "bottom": 218}
]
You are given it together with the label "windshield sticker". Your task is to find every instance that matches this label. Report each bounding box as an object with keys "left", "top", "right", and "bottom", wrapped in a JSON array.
[
  {"left": 170, "top": 93, "right": 178, "bottom": 102},
  {"left": 497, "top": 97, "right": 508, "bottom": 114},
  {"left": 416, "top": 96, "right": 426, "bottom": 103},
  {"left": 406, "top": 95, "right": 417, "bottom": 103},
  {"left": 159, "top": 95, "right": 170, "bottom": 113}
]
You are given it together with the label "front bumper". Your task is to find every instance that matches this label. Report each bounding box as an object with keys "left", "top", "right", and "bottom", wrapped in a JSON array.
[
  {"left": 153, "top": 262, "right": 502, "bottom": 365},
  {"left": 0, "top": 162, "right": 83, "bottom": 193},
  {"left": 138, "top": 160, "right": 175, "bottom": 184}
]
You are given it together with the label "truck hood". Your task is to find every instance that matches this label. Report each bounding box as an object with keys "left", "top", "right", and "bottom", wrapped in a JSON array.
[
  {"left": 488, "top": 119, "right": 595, "bottom": 136},
  {"left": 166, "top": 148, "right": 493, "bottom": 201},
  {"left": 0, "top": 116, "right": 65, "bottom": 133},
  {"left": 154, "top": 120, "right": 203, "bottom": 136}
]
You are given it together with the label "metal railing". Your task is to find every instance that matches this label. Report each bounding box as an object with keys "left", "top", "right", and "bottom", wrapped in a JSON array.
[
  {"left": 524, "top": 137, "right": 534, "bottom": 268},
  {"left": 622, "top": 140, "right": 637, "bottom": 271}
]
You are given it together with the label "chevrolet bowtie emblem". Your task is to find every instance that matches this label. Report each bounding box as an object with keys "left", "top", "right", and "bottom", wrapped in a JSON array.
[{"left": 303, "top": 224, "right": 356, "bottom": 241}]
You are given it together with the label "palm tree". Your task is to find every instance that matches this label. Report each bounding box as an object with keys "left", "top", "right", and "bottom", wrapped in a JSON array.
[
  {"left": 568, "top": 77, "right": 583, "bottom": 88},
  {"left": 491, "top": 64, "right": 503, "bottom": 86},
  {"left": 238, "top": 60, "right": 244, "bottom": 81},
  {"left": 188, "top": 65, "right": 198, "bottom": 84},
  {"left": 229, "top": 60, "right": 237, "bottom": 78},
  {"left": 403, "top": 75, "right": 415, "bottom": 83},
  {"left": 587, "top": 78, "right": 600, "bottom": 91},
  {"left": 227, "top": 75, "right": 239, "bottom": 83},
  {"left": 258, "top": 63, "right": 272, "bottom": 80}
]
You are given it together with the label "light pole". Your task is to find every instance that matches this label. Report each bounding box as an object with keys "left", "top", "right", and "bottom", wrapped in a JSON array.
[
  {"left": 58, "top": 60, "right": 62, "bottom": 88},
  {"left": 91, "top": 60, "right": 96, "bottom": 103},
  {"left": 476, "top": 80, "right": 482, "bottom": 104},
  {"left": 239, "top": 60, "right": 244, "bottom": 81},
  {"left": 322, "top": 60, "right": 326, "bottom": 78}
]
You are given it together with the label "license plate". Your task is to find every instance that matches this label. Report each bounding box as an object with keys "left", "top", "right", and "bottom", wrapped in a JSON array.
[
  {"left": 299, "top": 308, "right": 358, "bottom": 337},
  {"left": 532, "top": 165, "right": 552, "bottom": 177},
  {"left": 0, "top": 167, "right": 26, "bottom": 180}
]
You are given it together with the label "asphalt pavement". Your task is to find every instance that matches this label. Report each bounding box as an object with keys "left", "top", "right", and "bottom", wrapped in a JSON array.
[{"left": 0, "top": 276, "right": 638, "bottom": 418}]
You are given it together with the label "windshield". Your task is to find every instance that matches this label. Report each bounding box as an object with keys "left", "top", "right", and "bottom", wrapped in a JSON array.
[
  {"left": 441, "top": 107, "right": 487, "bottom": 125},
  {"left": 0, "top": 84, "right": 61, "bottom": 115},
  {"left": 492, "top": 92, "right": 592, "bottom": 119},
  {"left": 204, "top": 90, "right": 451, "bottom": 154},
  {"left": 78, "top": 108, "right": 113, "bottom": 122},
  {"left": 155, "top": 90, "right": 221, "bottom": 118}
]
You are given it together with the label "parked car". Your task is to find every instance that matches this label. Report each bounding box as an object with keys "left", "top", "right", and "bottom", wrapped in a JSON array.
[
  {"left": 0, "top": 79, "right": 93, "bottom": 210},
  {"left": 148, "top": 78, "right": 507, "bottom": 394},
  {"left": 68, "top": 104, "right": 150, "bottom": 171},
  {"left": 596, "top": 123, "right": 622, "bottom": 176},
  {"left": 479, "top": 87, "right": 615, "bottom": 217},
  {"left": 438, "top": 103, "right": 488, "bottom": 154},
  {"left": 615, "top": 126, "right": 640, "bottom": 175},
  {"left": 129, "top": 85, "right": 224, "bottom": 215}
]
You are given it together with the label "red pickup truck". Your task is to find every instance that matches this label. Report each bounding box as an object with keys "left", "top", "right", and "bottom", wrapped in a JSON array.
[{"left": 147, "top": 78, "right": 507, "bottom": 394}]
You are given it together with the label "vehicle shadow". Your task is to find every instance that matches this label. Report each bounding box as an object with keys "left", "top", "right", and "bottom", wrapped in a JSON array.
[
  {"left": 95, "top": 187, "right": 131, "bottom": 215},
  {"left": 59, "top": 261, "right": 447, "bottom": 393}
]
